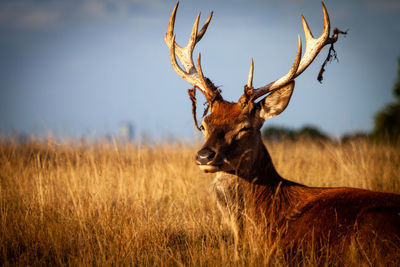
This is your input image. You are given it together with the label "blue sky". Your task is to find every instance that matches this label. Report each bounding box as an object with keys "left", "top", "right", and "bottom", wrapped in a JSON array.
[{"left": 0, "top": 0, "right": 399, "bottom": 140}]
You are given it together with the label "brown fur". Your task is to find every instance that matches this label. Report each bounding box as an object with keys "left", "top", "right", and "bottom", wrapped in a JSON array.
[
  {"left": 208, "top": 101, "right": 243, "bottom": 126},
  {"left": 199, "top": 99, "right": 400, "bottom": 259}
]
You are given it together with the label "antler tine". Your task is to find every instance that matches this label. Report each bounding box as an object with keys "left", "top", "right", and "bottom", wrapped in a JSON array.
[
  {"left": 165, "top": 2, "right": 217, "bottom": 102},
  {"left": 164, "top": 2, "right": 178, "bottom": 48},
  {"left": 187, "top": 13, "right": 201, "bottom": 62},
  {"left": 295, "top": 2, "right": 330, "bottom": 77},
  {"left": 247, "top": 58, "right": 254, "bottom": 89},
  {"left": 197, "top": 53, "right": 215, "bottom": 100},
  {"left": 252, "top": 2, "right": 332, "bottom": 101},
  {"left": 197, "top": 12, "right": 213, "bottom": 43}
]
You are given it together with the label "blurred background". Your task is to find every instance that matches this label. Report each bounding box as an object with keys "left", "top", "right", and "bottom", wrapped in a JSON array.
[{"left": 0, "top": 0, "right": 399, "bottom": 142}]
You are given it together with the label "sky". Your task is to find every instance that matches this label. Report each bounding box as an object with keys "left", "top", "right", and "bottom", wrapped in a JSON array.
[{"left": 0, "top": 0, "right": 399, "bottom": 141}]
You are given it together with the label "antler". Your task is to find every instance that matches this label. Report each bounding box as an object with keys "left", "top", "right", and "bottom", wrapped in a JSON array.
[
  {"left": 250, "top": 2, "right": 334, "bottom": 100},
  {"left": 165, "top": 2, "right": 218, "bottom": 102}
]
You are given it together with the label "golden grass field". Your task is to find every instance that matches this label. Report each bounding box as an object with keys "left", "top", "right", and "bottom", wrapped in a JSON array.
[{"left": 1, "top": 137, "right": 399, "bottom": 266}]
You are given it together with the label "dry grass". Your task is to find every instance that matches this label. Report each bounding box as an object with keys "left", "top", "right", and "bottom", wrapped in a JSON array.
[{"left": 0, "top": 137, "right": 399, "bottom": 266}]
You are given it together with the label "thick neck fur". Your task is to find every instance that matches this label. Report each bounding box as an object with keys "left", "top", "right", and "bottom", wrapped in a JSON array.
[{"left": 224, "top": 138, "right": 313, "bottom": 225}]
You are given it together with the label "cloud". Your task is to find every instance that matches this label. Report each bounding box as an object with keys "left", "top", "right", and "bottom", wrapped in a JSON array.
[
  {"left": 81, "top": 0, "right": 110, "bottom": 18},
  {"left": 0, "top": 0, "right": 166, "bottom": 31},
  {"left": 365, "top": 0, "right": 400, "bottom": 13},
  {"left": 0, "top": 1, "right": 61, "bottom": 30}
]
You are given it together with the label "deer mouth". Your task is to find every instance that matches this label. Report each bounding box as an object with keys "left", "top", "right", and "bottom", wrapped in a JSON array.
[
  {"left": 197, "top": 157, "right": 235, "bottom": 173},
  {"left": 198, "top": 164, "right": 221, "bottom": 173}
]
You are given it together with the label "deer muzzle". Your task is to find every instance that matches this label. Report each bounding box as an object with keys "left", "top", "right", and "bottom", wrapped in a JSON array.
[{"left": 196, "top": 148, "right": 221, "bottom": 172}]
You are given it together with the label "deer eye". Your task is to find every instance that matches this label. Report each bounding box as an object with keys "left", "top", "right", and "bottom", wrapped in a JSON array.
[
  {"left": 199, "top": 125, "right": 205, "bottom": 131},
  {"left": 234, "top": 127, "right": 251, "bottom": 140},
  {"left": 238, "top": 127, "right": 250, "bottom": 133}
]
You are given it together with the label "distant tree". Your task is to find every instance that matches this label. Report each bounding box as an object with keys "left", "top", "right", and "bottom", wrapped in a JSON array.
[
  {"left": 372, "top": 57, "right": 400, "bottom": 143},
  {"left": 341, "top": 132, "right": 370, "bottom": 143},
  {"left": 394, "top": 58, "right": 400, "bottom": 99},
  {"left": 262, "top": 126, "right": 296, "bottom": 141},
  {"left": 262, "top": 125, "right": 329, "bottom": 141},
  {"left": 297, "top": 125, "right": 329, "bottom": 140}
]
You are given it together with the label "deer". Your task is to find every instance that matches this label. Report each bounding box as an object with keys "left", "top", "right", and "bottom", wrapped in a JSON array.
[{"left": 164, "top": 2, "right": 400, "bottom": 261}]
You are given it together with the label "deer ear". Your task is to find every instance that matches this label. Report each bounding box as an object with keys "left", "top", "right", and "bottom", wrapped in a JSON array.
[{"left": 258, "top": 81, "right": 295, "bottom": 120}]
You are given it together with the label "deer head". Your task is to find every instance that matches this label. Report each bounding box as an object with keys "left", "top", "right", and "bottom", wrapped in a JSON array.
[{"left": 165, "top": 2, "right": 336, "bottom": 175}]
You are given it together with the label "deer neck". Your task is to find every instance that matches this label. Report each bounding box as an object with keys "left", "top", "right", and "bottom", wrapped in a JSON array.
[
  {"left": 230, "top": 140, "right": 285, "bottom": 186},
  {"left": 215, "top": 141, "right": 306, "bottom": 226},
  {"left": 227, "top": 140, "right": 306, "bottom": 215}
]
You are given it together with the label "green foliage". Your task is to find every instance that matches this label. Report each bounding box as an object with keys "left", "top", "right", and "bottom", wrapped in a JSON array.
[
  {"left": 262, "top": 125, "right": 329, "bottom": 141},
  {"left": 394, "top": 58, "right": 400, "bottom": 100},
  {"left": 340, "top": 132, "right": 370, "bottom": 143},
  {"left": 372, "top": 57, "right": 400, "bottom": 143},
  {"left": 262, "top": 126, "right": 295, "bottom": 141},
  {"left": 297, "top": 126, "right": 329, "bottom": 140}
]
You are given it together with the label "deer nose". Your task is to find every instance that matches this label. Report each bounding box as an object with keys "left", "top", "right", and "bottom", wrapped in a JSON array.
[{"left": 196, "top": 148, "right": 216, "bottom": 165}]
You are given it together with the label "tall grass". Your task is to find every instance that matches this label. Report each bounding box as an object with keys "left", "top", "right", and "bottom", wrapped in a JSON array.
[{"left": 0, "top": 138, "right": 399, "bottom": 265}]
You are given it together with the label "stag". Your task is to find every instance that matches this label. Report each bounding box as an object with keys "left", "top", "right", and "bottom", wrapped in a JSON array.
[{"left": 165, "top": 2, "right": 400, "bottom": 260}]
